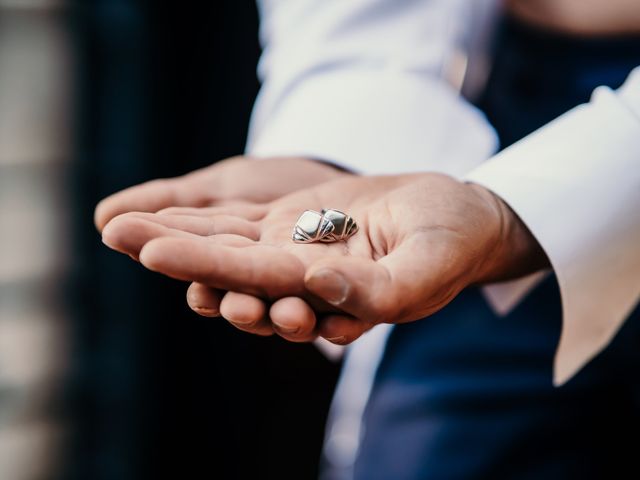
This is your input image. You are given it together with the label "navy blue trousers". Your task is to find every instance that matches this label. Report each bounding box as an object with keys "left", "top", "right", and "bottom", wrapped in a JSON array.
[{"left": 354, "top": 18, "right": 640, "bottom": 480}]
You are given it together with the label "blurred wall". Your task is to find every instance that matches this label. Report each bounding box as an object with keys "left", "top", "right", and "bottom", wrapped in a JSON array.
[{"left": 0, "top": 0, "right": 72, "bottom": 479}]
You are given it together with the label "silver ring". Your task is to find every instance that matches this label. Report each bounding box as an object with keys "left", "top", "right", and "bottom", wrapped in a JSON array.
[{"left": 292, "top": 209, "right": 358, "bottom": 244}]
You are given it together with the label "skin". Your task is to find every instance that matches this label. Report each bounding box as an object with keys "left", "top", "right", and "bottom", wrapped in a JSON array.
[
  {"left": 95, "top": 154, "right": 348, "bottom": 324},
  {"left": 94, "top": 156, "right": 347, "bottom": 231},
  {"left": 100, "top": 172, "right": 549, "bottom": 344},
  {"left": 507, "top": 0, "right": 640, "bottom": 36}
]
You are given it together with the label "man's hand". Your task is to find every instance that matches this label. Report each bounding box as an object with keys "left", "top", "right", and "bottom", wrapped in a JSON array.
[
  {"left": 101, "top": 173, "right": 548, "bottom": 343},
  {"left": 94, "top": 156, "right": 347, "bottom": 232},
  {"left": 95, "top": 155, "right": 348, "bottom": 317}
]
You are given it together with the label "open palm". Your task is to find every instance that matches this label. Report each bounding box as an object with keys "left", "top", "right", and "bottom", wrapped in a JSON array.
[{"left": 102, "top": 173, "right": 541, "bottom": 344}]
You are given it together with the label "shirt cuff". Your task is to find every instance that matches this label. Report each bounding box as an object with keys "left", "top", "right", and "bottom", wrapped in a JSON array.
[
  {"left": 466, "top": 71, "right": 640, "bottom": 385},
  {"left": 246, "top": 68, "right": 497, "bottom": 178}
]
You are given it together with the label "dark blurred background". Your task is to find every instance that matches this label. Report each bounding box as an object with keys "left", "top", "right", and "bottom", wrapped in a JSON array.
[{"left": 0, "top": 1, "right": 340, "bottom": 479}]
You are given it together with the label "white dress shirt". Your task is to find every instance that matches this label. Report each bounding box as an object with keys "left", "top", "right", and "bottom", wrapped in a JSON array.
[
  {"left": 467, "top": 72, "right": 640, "bottom": 385},
  {"left": 246, "top": 0, "right": 640, "bottom": 477}
]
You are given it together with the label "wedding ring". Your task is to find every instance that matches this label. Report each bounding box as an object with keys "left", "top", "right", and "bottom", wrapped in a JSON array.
[{"left": 292, "top": 209, "right": 358, "bottom": 244}]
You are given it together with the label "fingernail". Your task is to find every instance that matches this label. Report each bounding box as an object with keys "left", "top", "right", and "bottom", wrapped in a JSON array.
[
  {"left": 101, "top": 232, "right": 115, "bottom": 249},
  {"left": 325, "top": 336, "right": 346, "bottom": 345},
  {"left": 192, "top": 306, "right": 219, "bottom": 317},
  {"left": 307, "top": 269, "right": 349, "bottom": 306},
  {"left": 228, "top": 319, "right": 257, "bottom": 328},
  {"left": 273, "top": 323, "right": 300, "bottom": 334}
]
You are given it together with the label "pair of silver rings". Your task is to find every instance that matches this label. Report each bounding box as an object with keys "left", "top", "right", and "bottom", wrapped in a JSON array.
[{"left": 292, "top": 209, "right": 358, "bottom": 244}]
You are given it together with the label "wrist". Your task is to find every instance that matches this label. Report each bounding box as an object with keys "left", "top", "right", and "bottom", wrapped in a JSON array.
[{"left": 469, "top": 183, "right": 549, "bottom": 284}]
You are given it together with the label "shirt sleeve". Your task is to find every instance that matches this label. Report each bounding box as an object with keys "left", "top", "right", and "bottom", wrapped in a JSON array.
[
  {"left": 466, "top": 67, "right": 640, "bottom": 386},
  {"left": 246, "top": 0, "right": 498, "bottom": 178}
]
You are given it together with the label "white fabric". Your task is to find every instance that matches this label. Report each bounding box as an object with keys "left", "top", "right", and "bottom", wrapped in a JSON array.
[
  {"left": 466, "top": 68, "right": 640, "bottom": 385},
  {"left": 319, "top": 324, "right": 392, "bottom": 480},
  {"left": 246, "top": 0, "right": 640, "bottom": 476},
  {"left": 248, "top": 0, "right": 498, "bottom": 176}
]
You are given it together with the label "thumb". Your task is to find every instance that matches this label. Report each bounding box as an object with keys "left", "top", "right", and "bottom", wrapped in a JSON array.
[{"left": 304, "top": 238, "right": 454, "bottom": 324}]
